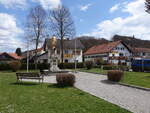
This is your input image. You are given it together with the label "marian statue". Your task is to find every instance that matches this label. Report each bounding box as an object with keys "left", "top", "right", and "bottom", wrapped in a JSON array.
[
  {"left": 49, "top": 36, "right": 60, "bottom": 72},
  {"left": 50, "top": 36, "right": 57, "bottom": 50}
]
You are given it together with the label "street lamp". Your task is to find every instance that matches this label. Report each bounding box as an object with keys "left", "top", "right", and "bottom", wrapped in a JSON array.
[{"left": 74, "top": 38, "right": 77, "bottom": 73}]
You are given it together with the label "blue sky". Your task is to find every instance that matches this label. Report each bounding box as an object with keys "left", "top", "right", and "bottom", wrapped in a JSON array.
[{"left": 0, "top": 0, "right": 150, "bottom": 52}]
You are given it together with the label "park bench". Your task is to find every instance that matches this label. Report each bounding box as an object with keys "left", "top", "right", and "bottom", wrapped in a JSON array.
[{"left": 16, "top": 72, "right": 44, "bottom": 83}]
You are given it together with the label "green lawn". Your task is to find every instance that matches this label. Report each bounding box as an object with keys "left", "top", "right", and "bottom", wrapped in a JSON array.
[
  {"left": 79, "top": 68, "right": 150, "bottom": 88},
  {"left": 0, "top": 71, "right": 131, "bottom": 113}
]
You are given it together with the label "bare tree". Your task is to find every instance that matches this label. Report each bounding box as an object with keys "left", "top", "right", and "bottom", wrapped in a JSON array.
[
  {"left": 145, "top": 0, "right": 150, "bottom": 13},
  {"left": 48, "top": 5, "right": 76, "bottom": 63},
  {"left": 26, "top": 5, "right": 47, "bottom": 69}
]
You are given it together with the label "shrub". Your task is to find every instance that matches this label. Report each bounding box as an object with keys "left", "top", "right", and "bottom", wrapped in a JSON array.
[
  {"left": 107, "top": 70, "right": 124, "bottom": 82},
  {"left": 118, "top": 65, "right": 130, "bottom": 71},
  {"left": 0, "top": 62, "right": 11, "bottom": 70},
  {"left": 58, "top": 63, "right": 84, "bottom": 69},
  {"left": 21, "top": 63, "right": 49, "bottom": 70},
  {"left": 95, "top": 58, "right": 104, "bottom": 66},
  {"left": 85, "top": 61, "right": 93, "bottom": 70},
  {"left": 56, "top": 73, "right": 75, "bottom": 87},
  {"left": 9, "top": 61, "right": 21, "bottom": 72},
  {"left": 103, "top": 65, "right": 118, "bottom": 70}
]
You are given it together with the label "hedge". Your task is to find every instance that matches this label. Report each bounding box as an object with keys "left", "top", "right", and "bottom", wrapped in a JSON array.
[
  {"left": 0, "top": 63, "right": 11, "bottom": 70},
  {"left": 0, "top": 62, "right": 84, "bottom": 70},
  {"left": 58, "top": 63, "right": 84, "bottom": 69},
  {"left": 103, "top": 65, "right": 130, "bottom": 71}
]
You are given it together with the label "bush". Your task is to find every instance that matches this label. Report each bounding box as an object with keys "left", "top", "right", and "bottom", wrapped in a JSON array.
[
  {"left": 107, "top": 70, "right": 124, "bottom": 82},
  {"left": 56, "top": 73, "right": 75, "bottom": 87},
  {"left": 85, "top": 61, "right": 93, "bottom": 70},
  {"left": 103, "top": 65, "right": 118, "bottom": 70},
  {"left": 103, "top": 65, "right": 130, "bottom": 71},
  {"left": 21, "top": 63, "right": 49, "bottom": 70},
  {"left": 118, "top": 65, "right": 130, "bottom": 71},
  {"left": 58, "top": 63, "right": 84, "bottom": 69},
  {"left": 95, "top": 58, "right": 104, "bottom": 66},
  {"left": 0, "top": 62, "right": 11, "bottom": 70},
  {"left": 9, "top": 61, "right": 21, "bottom": 72}
]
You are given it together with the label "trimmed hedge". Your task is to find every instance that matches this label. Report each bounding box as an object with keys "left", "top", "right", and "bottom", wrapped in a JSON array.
[
  {"left": 58, "top": 63, "right": 84, "bottom": 69},
  {"left": 56, "top": 73, "right": 75, "bottom": 87},
  {"left": 9, "top": 61, "right": 21, "bottom": 72},
  {"left": 0, "top": 63, "right": 11, "bottom": 70},
  {"left": 85, "top": 61, "right": 93, "bottom": 70},
  {"left": 103, "top": 65, "right": 129, "bottom": 71},
  {"left": 107, "top": 70, "right": 124, "bottom": 82},
  {"left": 21, "top": 63, "right": 49, "bottom": 70}
]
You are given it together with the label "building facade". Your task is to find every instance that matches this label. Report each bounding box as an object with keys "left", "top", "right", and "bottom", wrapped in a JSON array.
[
  {"left": 37, "top": 38, "right": 84, "bottom": 63},
  {"left": 132, "top": 47, "right": 150, "bottom": 59},
  {"left": 84, "top": 41, "right": 132, "bottom": 65}
]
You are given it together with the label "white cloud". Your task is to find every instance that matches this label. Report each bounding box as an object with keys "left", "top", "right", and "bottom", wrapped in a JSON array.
[
  {"left": 0, "top": 13, "right": 24, "bottom": 52},
  {"left": 80, "top": 3, "right": 92, "bottom": 11},
  {"left": 84, "top": 0, "right": 150, "bottom": 40},
  {"left": 32, "top": 0, "right": 61, "bottom": 9},
  {"left": 110, "top": 4, "right": 120, "bottom": 13},
  {"left": 0, "top": 0, "right": 27, "bottom": 9}
]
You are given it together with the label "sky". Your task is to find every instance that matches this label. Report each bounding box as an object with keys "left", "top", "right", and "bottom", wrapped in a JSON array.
[{"left": 0, "top": 0, "right": 150, "bottom": 52}]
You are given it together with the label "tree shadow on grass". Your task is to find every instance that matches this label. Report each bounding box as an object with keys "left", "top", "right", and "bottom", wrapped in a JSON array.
[
  {"left": 145, "top": 76, "right": 150, "bottom": 79},
  {"left": 10, "top": 82, "right": 39, "bottom": 86},
  {"left": 48, "top": 84, "right": 73, "bottom": 89},
  {"left": 100, "top": 80, "right": 117, "bottom": 85}
]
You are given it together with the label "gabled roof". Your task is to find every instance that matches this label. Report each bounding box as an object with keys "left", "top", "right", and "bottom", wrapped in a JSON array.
[
  {"left": 132, "top": 47, "right": 150, "bottom": 53},
  {"left": 44, "top": 38, "right": 84, "bottom": 50},
  {"left": 0, "top": 52, "right": 22, "bottom": 60},
  {"left": 23, "top": 47, "right": 44, "bottom": 53},
  {"left": 84, "top": 41, "right": 131, "bottom": 55}
]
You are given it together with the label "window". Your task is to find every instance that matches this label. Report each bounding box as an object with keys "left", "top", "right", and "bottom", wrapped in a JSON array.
[
  {"left": 119, "top": 53, "right": 124, "bottom": 56},
  {"left": 65, "top": 59, "right": 68, "bottom": 63},
  {"left": 64, "top": 50, "right": 69, "bottom": 54}
]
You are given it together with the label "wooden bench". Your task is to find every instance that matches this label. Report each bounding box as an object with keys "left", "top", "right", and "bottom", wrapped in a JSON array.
[{"left": 16, "top": 72, "right": 44, "bottom": 83}]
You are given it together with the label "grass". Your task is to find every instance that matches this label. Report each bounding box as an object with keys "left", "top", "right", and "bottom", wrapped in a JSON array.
[
  {"left": 121, "top": 71, "right": 150, "bottom": 88},
  {"left": 0, "top": 71, "right": 131, "bottom": 113},
  {"left": 79, "top": 68, "right": 150, "bottom": 88}
]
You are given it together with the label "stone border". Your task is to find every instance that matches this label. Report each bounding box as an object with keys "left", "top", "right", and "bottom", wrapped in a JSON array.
[{"left": 118, "top": 83, "right": 150, "bottom": 91}]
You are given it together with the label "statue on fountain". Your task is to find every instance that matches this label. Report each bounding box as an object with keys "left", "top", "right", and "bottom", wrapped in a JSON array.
[{"left": 49, "top": 36, "right": 60, "bottom": 72}]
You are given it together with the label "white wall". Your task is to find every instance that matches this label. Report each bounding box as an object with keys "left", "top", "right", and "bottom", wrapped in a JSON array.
[{"left": 109, "top": 43, "right": 131, "bottom": 57}]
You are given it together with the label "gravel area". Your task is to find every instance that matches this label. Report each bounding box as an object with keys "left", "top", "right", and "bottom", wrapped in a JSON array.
[{"left": 23, "top": 72, "right": 150, "bottom": 113}]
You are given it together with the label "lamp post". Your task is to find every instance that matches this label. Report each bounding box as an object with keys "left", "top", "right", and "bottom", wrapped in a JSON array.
[
  {"left": 27, "top": 39, "right": 30, "bottom": 72},
  {"left": 74, "top": 38, "right": 77, "bottom": 73}
]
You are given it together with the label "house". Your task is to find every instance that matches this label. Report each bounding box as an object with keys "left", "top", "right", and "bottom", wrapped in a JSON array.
[
  {"left": 84, "top": 41, "right": 132, "bottom": 65},
  {"left": 0, "top": 52, "right": 22, "bottom": 62},
  {"left": 132, "top": 47, "right": 150, "bottom": 59},
  {"left": 21, "top": 47, "right": 45, "bottom": 62},
  {"left": 37, "top": 38, "right": 84, "bottom": 63}
]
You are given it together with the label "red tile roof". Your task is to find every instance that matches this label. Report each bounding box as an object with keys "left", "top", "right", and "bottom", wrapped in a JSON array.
[
  {"left": 84, "top": 41, "right": 122, "bottom": 55},
  {"left": 132, "top": 47, "right": 150, "bottom": 53},
  {"left": 8, "top": 53, "right": 22, "bottom": 60},
  {"left": 0, "top": 52, "right": 22, "bottom": 60}
]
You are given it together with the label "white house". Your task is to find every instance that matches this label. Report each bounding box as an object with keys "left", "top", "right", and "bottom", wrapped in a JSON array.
[
  {"left": 132, "top": 47, "right": 150, "bottom": 59},
  {"left": 37, "top": 38, "right": 84, "bottom": 63},
  {"left": 84, "top": 41, "right": 132, "bottom": 65}
]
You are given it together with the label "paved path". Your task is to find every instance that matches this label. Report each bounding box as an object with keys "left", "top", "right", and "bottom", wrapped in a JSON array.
[{"left": 24, "top": 72, "right": 150, "bottom": 113}]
